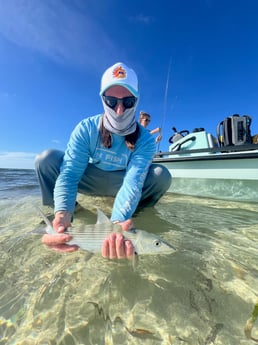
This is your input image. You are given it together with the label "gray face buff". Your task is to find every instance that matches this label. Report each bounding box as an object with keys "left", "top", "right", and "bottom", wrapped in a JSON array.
[{"left": 102, "top": 99, "right": 138, "bottom": 136}]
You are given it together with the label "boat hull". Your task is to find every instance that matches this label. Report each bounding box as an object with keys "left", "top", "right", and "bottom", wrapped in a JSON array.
[{"left": 153, "top": 146, "right": 258, "bottom": 202}]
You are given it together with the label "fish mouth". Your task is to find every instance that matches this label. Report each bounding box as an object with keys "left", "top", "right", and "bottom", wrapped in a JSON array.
[{"left": 165, "top": 242, "right": 177, "bottom": 252}]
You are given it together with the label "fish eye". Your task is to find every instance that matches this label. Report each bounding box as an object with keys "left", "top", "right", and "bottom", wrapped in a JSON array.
[{"left": 153, "top": 240, "right": 161, "bottom": 247}]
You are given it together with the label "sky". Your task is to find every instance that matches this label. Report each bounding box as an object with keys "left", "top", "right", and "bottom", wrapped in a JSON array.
[{"left": 0, "top": 0, "right": 258, "bottom": 169}]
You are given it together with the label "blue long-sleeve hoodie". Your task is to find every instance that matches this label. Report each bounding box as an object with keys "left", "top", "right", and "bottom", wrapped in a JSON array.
[{"left": 54, "top": 114, "right": 156, "bottom": 221}]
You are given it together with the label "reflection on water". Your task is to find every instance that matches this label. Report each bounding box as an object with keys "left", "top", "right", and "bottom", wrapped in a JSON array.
[
  {"left": 0, "top": 194, "right": 258, "bottom": 344},
  {"left": 170, "top": 177, "right": 258, "bottom": 203}
]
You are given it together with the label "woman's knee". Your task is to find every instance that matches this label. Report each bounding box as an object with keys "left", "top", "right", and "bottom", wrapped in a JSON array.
[
  {"left": 35, "top": 149, "right": 64, "bottom": 172},
  {"left": 149, "top": 164, "right": 172, "bottom": 191}
]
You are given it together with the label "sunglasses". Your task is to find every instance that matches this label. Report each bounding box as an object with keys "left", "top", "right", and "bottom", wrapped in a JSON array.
[
  {"left": 102, "top": 95, "right": 137, "bottom": 109},
  {"left": 141, "top": 118, "right": 150, "bottom": 122}
]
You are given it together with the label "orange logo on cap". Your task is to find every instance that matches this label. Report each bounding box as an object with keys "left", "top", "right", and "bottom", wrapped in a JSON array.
[{"left": 112, "top": 66, "right": 127, "bottom": 79}]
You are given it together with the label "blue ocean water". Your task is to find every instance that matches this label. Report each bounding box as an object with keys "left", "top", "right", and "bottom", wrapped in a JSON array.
[
  {"left": 0, "top": 168, "right": 258, "bottom": 344},
  {"left": 0, "top": 168, "right": 40, "bottom": 199}
]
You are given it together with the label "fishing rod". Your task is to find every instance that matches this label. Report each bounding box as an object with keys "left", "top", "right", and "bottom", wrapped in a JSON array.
[{"left": 157, "top": 57, "right": 172, "bottom": 152}]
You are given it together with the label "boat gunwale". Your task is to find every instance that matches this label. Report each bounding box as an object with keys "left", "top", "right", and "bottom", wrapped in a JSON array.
[{"left": 153, "top": 144, "right": 258, "bottom": 163}]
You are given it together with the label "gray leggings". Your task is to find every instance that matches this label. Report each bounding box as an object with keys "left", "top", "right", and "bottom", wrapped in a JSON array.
[{"left": 35, "top": 149, "right": 172, "bottom": 209}]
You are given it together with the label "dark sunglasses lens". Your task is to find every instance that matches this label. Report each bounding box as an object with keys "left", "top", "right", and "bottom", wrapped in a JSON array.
[
  {"left": 123, "top": 97, "right": 136, "bottom": 108},
  {"left": 103, "top": 96, "right": 117, "bottom": 108}
]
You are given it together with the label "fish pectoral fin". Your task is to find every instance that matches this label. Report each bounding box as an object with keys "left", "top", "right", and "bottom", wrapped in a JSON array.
[{"left": 96, "top": 209, "right": 112, "bottom": 224}]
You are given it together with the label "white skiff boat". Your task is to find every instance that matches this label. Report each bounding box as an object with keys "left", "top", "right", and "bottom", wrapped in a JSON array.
[{"left": 153, "top": 129, "right": 258, "bottom": 202}]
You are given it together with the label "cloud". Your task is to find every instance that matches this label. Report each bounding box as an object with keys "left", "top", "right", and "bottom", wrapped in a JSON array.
[
  {"left": 0, "top": 151, "right": 37, "bottom": 169},
  {"left": 51, "top": 139, "right": 61, "bottom": 145},
  {"left": 0, "top": 0, "right": 116, "bottom": 70},
  {"left": 129, "top": 14, "right": 155, "bottom": 24},
  {"left": 0, "top": 92, "right": 16, "bottom": 99}
]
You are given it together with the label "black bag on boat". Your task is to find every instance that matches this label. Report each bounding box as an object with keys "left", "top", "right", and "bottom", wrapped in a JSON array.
[{"left": 216, "top": 114, "right": 252, "bottom": 146}]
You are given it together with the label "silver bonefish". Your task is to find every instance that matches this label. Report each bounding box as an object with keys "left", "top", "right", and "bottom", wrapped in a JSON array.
[{"left": 36, "top": 207, "right": 176, "bottom": 255}]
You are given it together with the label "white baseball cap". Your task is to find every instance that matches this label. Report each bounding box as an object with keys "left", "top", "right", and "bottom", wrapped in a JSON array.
[{"left": 100, "top": 62, "right": 139, "bottom": 97}]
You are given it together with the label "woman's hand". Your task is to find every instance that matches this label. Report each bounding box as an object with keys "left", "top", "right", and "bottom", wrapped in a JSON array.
[
  {"left": 155, "top": 134, "right": 162, "bottom": 143},
  {"left": 101, "top": 219, "right": 135, "bottom": 259},
  {"left": 42, "top": 211, "right": 79, "bottom": 252}
]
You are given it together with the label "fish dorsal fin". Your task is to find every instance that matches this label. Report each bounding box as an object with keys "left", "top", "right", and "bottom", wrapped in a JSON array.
[{"left": 96, "top": 209, "right": 111, "bottom": 224}]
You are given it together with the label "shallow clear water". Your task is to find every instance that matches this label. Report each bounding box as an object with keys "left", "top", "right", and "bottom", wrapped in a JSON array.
[
  {"left": 170, "top": 177, "right": 258, "bottom": 203},
  {"left": 0, "top": 169, "right": 258, "bottom": 344}
]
